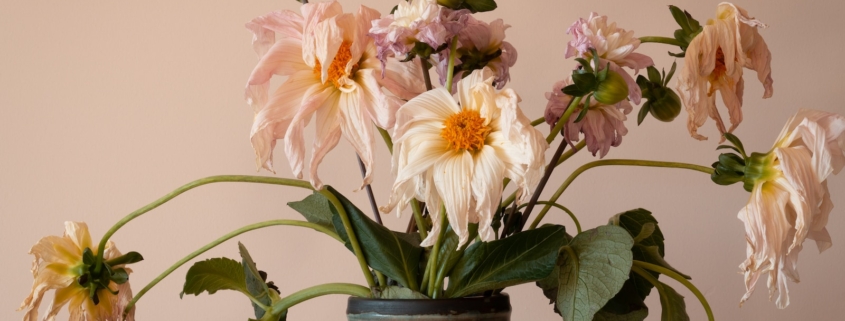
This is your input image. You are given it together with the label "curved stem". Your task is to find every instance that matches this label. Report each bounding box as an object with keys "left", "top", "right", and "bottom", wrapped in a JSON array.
[
  {"left": 523, "top": 201, "right": 581, "bottom": 233},
  {"left": 546, "top": 96, "right": 582, "bottom": 144},
  {"left": 377, "top": 127, "right": 393, "bottom": 154},
  {"left": 531, "top": 116, "right": 545, "bottom": 127},
  {"left": 444, "top": 36, "right": 459, "bottom": 91},
  {"left": 427, "top": 207, "right": 449, "bottom": 298},
  {"left": 123, "top": 219, "right": 339, "bottom": 314},
  {"left": 94, "top": 175, "right": 313, "bottom": 274},
  {"left": 532, "top": 159, "right": 713, "bottom": 231},
  {"left": 320, "top": 189, "right": 377, "bottom": 289},
  {"left": 639, "top": 36, "right": 685, "bottom": 47},
  {"left": 633, "top": 261, "right": 714, "bottom": 321},
  {"left": 269, "top": 283, "right": 372, "bottom": 315},
  {"left": 411, "top": 199, "right": 429, "bottom": 240}
]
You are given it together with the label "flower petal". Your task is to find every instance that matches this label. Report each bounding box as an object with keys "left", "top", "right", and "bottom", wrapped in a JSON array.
[
  {"left": 284, "top": 84, "right": 336, "bottom": 179},
  {"left": 433, "top": 151, "right": 474, "bottom": 246}
]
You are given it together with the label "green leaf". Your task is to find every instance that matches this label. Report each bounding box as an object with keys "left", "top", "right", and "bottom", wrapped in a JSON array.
[
  {"left": 639, "top": 245, "right": 690, "bottom": 280},
  {"left": 596, "top": 279, "right": 648, "bottom": 318},
  {"left": 378, "top": 286, "right": 430, "bottom": 299},
  {"left": 435, "top": 225, "right": 477, "bottom": 283},
  {"left": 656, "top": 282, "right": 689, "bottom": 321},
  {"left": 325, "top": 186, "right": 422, "bottom": 290},
  {"left": 593, "top": 307, "right": 648, "bottom": 321},
  {"left": 608, "top": 209, "right": 664, "bottom": 300},
  {"left": 288, "top": 192, "right": 335, "bottom": 230},
  {"left": 240, "top": 243, "right": 275, "bottom": 320},
  {"left": 556, "top": 225, "right": 634, "bottom": 321},
  {"left": 463, "top": 0, "right": 497, "bottom": 12},
  {"left": 181, "top": 257, "right": 248, "bottom": 298},
  {"left": 446, "top": 224, "right": 568, "bottom": 298},
  {"left": 572, "top": 72, "right": 598, "bottom": 92}
]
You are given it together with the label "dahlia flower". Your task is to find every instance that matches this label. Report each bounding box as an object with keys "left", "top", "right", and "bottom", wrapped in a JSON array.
[
  {"left": 738, "top": 109, "right": 844, "bottom": 308},
  {"left": 18, "top": 222, "right": 135, "bottom": 321},
  {"left": 545, "top": 78, "right": 633, "bottom": 158},
  {"left": 245, "top": 1, "right": 425, "bottom": 189},
  {"left": 369, "top": 0, "right": 448, "bottom": 62},
  {"left": 435, "top": 16, "right": 517, "bottom": 90},
  {"left": 381, "top": 68, "right": 547, "bottom": 247},
  {"left": 565, "top": 12, "right": 654, "bottom": 104},
  {"left": 677, "top": 2, "right": 773, "bottom": 141}
]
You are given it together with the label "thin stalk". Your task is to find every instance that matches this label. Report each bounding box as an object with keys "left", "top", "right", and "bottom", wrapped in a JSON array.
[
  {"left": 377, "top": 127, "right": 393, "bottom": 154},
  {"left": 124, "top": 219, "right": 339, "bottom": 314},
  {"left": 521, "top": 201, "right": 581, "bottom": 233},
  {"left": 411, "top": 200, "right": 429, "bottom": 240},
  {"left": 320, "top": 189, "right": 377, "bottom": 289},
  {"left": 498, "top": 140, "right": 586, "bottom": 211},
  {"left": 268, "top": 283, "right": 372, "bottom": 315},
  {"left": 639, "top": 36, "right": 685, "bottom": 47},
  {"left": 546, "top": 96, "right": 582, "bottom": 144},
  {"left": 531, "top": 159, "right": 714, "bottom": 232},
  {"left": 444, "top": 36, "right": 459, "bottom": 91},
  {"left": 420, "top": 58, "right": 434, "bottom": 91},
  {"left": 531, "top": 116, "right": 545, "bottom": 127},
  {"left": 426, "top": 207, "right": 449, "bottom": 298},
  {"left": 512, "top": 137, "right": 568, "bottom": 236},
  {"left": 94, "top": 175, "right": 313, "bottom": 274},
  {"left": 633, "top": 261, "right": 714, "bottom": 321},
  {"left": 356, "top": 155, "right": 382, "bottom": 225}
]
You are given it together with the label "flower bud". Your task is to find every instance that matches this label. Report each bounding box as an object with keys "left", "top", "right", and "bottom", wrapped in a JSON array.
[
  {"left": 437, "top": 0, "right": 465, "bottom": 9},
  {"left": 647, "top": 87, "right": 682, "bottom": 122},
  {"left": 594, "top": 70, "right": 629, "bottom": 105}
]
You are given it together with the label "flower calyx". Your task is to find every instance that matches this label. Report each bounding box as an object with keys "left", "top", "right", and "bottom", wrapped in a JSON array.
[
  {"left": 667, "top": 5, "right": 703, "bottom": 57},
  {"left": 563, "top": 49, "right": 630, "bottom": 118},
  {"left": 710, "top": 133, "right": 777, "bottom": 191},
  {"left": 636, "top": 62, "right": 682, "bottom": 124},
  {"left": 78, "top": 248, "right": 144, "bottom": 305},
  {"left": 437, "top": 0, "right": 498, "bottom": 13}
]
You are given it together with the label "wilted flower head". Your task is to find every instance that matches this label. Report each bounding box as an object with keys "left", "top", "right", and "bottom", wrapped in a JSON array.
[
  {"left": 545, "top": 77, "right": 633, "bottom": 158},
  {"left": 677, "top": 2, "right": 773, "bottom": 141},
  {"left": 18, "top": 222, "right": 135, "bottom": 321},
  {"left": 245, "top": 1, "right": 425, "bottom": 189},
  {"left": 565, "top": 12, "right": 654, "bottom": 104},
  {"left": 369, "top": 0, "right": 448, "bottom": 62},
  {"left": 738, "top": 109, "right": 844, "bottom": 308},
  {"left": 435, "top": 16, "right": 518, "bottom": 90},
  {"left": 381, "top": 68, "right": 547, "bottom": 247}
]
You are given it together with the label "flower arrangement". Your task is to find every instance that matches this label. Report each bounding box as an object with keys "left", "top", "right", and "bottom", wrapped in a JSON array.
[{"left": 14, "top": 0, "right": 845, "bottom": 320}]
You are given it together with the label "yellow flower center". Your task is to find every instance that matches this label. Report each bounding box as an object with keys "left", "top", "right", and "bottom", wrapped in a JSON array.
[
  {"left": 314, "top": 41, "right": 359, "bottom": 88},
  {"left": 441, "top": 109, "right": 491, "bottom": 152}
]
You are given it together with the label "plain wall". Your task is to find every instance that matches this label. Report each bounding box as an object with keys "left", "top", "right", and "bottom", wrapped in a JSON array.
[{"left": 2, "top": 0, "right": 844, "bottom": 320}]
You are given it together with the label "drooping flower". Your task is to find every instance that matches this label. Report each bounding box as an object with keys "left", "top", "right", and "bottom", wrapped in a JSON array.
[
  {"left": 545, "top": 77, "right": 633, "bottom": 158},
  {"left": 565, "top": 12, "right": 654, "bottom": 104},
  {"left": 18, "top": 222, "right": 135, "bottom": 321},
  {"left": 435, "top": 15, "right": 518, "bottom": 90},
  {"left": 738, "top": 109, "right": 844, "bottom": 308},
  {"left": 245, "top": 1, "right": 425, "bottom": 189},
  {"left": 677, "top": 2, "right": 773, "bottom": 141},
  {"left": 381, "top": 68, "right": 548, "bottom": 247},
  {"left": 368, "top": 0, "right": 448, "bottom": 62}
]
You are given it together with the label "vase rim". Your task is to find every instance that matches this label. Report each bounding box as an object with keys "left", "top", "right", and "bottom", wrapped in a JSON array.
[{"left": 347, "top": 293, "right": 511, "bottom": 316}]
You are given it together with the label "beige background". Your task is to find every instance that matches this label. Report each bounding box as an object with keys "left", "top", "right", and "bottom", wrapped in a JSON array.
[{"left": 2, "top": 0, "right": 844, "bottom": 320}]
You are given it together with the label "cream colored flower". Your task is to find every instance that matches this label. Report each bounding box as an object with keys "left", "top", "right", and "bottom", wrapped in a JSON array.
[
  {"left": 380, "top": 68, "right": 548, "bottom": 246},
  {"left": 245, "top": 1, "right": 425, "bottom": 189},
  {"left": 677, "top": 2, "right": 773, "bottom": 141},
  {"left": 738, "top": 109, "right": 844, "bottom": 308},
  {"left": 18, "top": 222, "right": 135, "bottom": 321}
]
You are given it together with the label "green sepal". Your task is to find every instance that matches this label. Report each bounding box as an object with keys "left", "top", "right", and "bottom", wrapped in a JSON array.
[
  {"left": 462, "top": 0, "right": 497, "bottom": 13},
  {"left": 723, "top": 133, "right": 747, "bottom": 158},
  {"left": 109, "top": 268, "right": 129, "bottom": 285},
  {"left": 83, "top": 247, "right": 96, "bottom": 266},
  {"left": 572, "top": 72, "right": 598, "bottom": 92},
  {"left": 718, "top": 153, "right": 746, "bottom": 173},
  {"left": 575, "top": 58, "right": 594, "bottom": 74},
  {"left": 575, "top": 95, "right": 592, "bottom": 123},
  {"left": 669, "top": 5, "right": 693, "bottom": 34},
  {"left": 106, "top": 251, "right": 144, "bottom": 266},
  {"left": 637, "top": 103, "right": 651, "bottom": 126},
  {"left": 647, "top": 66, "right": 662, "bottom": 84},
  {"left": 664, "top": 61, "right": 677, "bottom": 87},
  {"left": 445, "top": 224, "right": 568, "bottom": 298}
]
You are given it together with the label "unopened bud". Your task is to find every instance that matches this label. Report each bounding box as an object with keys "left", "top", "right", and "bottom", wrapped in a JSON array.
[
  {"left": 594, "top": 70, "right": 629, "bottom": 105},
  {"left": 648, "top": 88, "right": 682, "bottom": 122}
]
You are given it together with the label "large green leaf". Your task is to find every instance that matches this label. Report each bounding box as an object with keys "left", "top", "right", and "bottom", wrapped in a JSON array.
[
  {"left": 593, "top": 308, "right": 648, "bottom": 321},
  {"left": 434, "top": 224, "right": 478, "bottom": 283},
  {"left": 181, "top": 257, "right": 248, "bottom": 298},
  {"left": 288, "top": 192, "right": 335, "bottom": 229},
  {"left": 445, "top": 225, "right": 568, "bottom": 298},
  {"left": 239, "top": 243, "right": 286, "bottom": 321},
  {"left": 556, "top": 225, "right": 634, "bottom": 321},
  {"left": 325, "top": 186, "right": 423, "bottom": 289},
  {"left": 609, "top": 209, "right": 664, "bottom": 301}
]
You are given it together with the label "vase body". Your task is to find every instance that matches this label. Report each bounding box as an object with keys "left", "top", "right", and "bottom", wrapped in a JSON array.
[{"left": 346, "top": 294, "right": 511, "bottom": 320}]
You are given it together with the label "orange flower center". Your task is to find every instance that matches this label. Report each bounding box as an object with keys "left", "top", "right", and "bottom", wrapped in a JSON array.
[
  {"left": 707, "top": 47, "right": 733, "bottom": 96},
  {"left": 441, "top": 109, "right": 491, "bottom": 152},
  {"left": 314, "top": 41, "right": 359, "bottom": 88}
]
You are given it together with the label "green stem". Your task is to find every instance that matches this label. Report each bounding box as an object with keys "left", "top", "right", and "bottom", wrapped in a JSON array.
[
  {"left": 123, "top": 219, "right": 339, "bottom": 314},
  {"left": 94, "top": 175, "right": 313, "bottom": 274},
  {"left": 522, "top": 201, "right": 581, "bottom": 233},
  {"left": 633, "top": 261, "right": 714, "bottom": 321},
  {"left": 411, "top": 199, "right": 429, "bottom": 240},
  {"left": 531, "top": 116, "right": 545, "bottom": 127},
  {"left": 531, "top": 159, "right": 714, "bottom": 231},
  {"left": 426, "top": 207, "right": 449, "bottom": 298},
  {"left": 546, "top": 96, "right": 582, "bottom": 144},
  {"left": 444, "top": 36, "right": 459, "bottom": 91},
  {"left": 377, "top": 127, "right": 393, "bottom": 154},
  {"left": 639, "top": 36, "right": 685, "bottom": 47},
  {"left": 269, "top": 283, "right": 372, "bottom": 315},
  {"left": 320, "top": 189, "right": 377, "bottom": 290}
]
